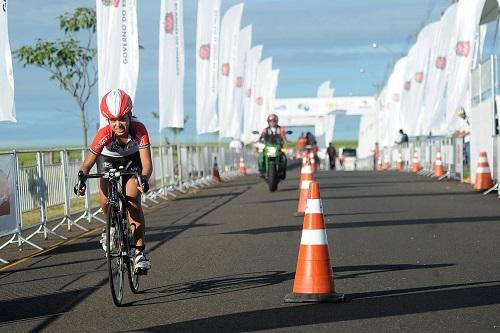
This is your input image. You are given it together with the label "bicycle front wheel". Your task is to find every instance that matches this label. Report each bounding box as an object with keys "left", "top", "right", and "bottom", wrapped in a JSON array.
[
  {"left": 107, "top": 205, "right": 125, "bottom": 306},
  {"left": 126, "top": 225, "right": 141, "bottom": 293}
]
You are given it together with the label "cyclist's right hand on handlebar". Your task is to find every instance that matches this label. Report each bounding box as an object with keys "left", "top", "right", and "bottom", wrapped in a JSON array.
[{"left": 74, "top": 171, "right": 87, "bottom": 196}]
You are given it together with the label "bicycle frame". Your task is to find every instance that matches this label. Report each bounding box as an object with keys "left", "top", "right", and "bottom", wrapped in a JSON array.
[{"left": 79, "top": 167, "right": 143, "bottom": 305}]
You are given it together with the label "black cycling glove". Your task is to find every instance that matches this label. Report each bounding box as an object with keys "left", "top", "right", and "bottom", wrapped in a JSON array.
[
  {"left": 140, "top": 175, "right": 149, "bottom": 193},
  {"left": 73, "top": 171, "right": 86, "bottom": 196}
]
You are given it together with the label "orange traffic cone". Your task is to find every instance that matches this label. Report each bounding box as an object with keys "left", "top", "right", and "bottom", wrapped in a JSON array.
[
  {"left": 433, "top": 152, "right": 444, "bottom": 177},
  {"left": 213, "top": 157, "right": 222, "bottom": 182},
  {"left": 382, "top": 154, "right": 390, "bottom": 170},
  {"left": 298, "top": 157, "right": 312, "bottom": 190},
  {"left": 309, "top": 152, "right": 317, "bottom": 173},
  {"left": 396, "top": 152, "right": 404, "bottom": 171},
  {"left": 239, "top": 157, "right": 247, "bottom": 175},
  {"left": 285, "top": 181, "right": 345, "bottom": 303},
  {"left": 296, "top": 161, "right": 313, "bottom": 216},
  {"left": 411, "top": 152, "right": 421, "bottom": 173},
  {"left": 474, "top": 152, "right": 494, "bottom": 191}
]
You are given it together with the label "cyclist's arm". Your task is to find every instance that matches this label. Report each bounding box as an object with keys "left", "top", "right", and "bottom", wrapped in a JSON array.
[
  {"left": 80, "top": 151, "right": 98, "bottom": 175},
  {"left": 139, "top": 147, "right": 153, "bottom": 180}
]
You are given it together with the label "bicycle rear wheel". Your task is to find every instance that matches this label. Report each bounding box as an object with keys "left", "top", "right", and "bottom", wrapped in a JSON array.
[
  {"left": 107, "top": 205, "right": 125, "bottom": 306},
  {"left": 126, "top": 225, "right": 141, "bottom": 293}
]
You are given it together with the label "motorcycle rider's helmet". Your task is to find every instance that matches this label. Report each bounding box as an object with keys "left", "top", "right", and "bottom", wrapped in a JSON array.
[{"left": 267, "top": 113, "right": 278, "bottom": 126}]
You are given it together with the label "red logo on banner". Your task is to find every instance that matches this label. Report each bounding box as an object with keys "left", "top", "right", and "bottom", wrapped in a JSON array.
[
  {"left": 392, "top": 93, "right": 400, "bottom": 102},
  {"left": 102, "top": 0, "right": 120, "bottom": 7},
  {"left": 404, "top": 80, "right": 411, "bottom": 91},
  {"left": 199, "top": 44, "right": 210, "bottom": 60},
  {"left": 256, "top": 97, "right": 264, "bottom": 106},
  {"left": 456, "top": 41, "right": 470, "bottom": 57},
  {"left": 414, "top": 72, "right": 424, "bottom": 83},
  {"left": 435, "top": 56, "right": 447, "bottom": 69},
  {"left": 246, "top": 88, "right": 252, "bottom": 97},
  {"left": 222, "top": 63, "right": 230, "bottom": 76},
  {"left": 164, "top": 12, "right": 174, "bottom": 34},
  {"left": 235, "top": 76, "right": 243, "bottom": 87}
]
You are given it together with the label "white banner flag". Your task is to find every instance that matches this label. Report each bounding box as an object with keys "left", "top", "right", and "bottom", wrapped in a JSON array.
[
  {"left": 386, "top": 57, "right": 407, "bottom": 147},
  {"left": 267, "top": 69, "right": 280, "bottom": 113},
  {"left": 218, "top": 3, "right": 244, "bottom": 139},
  {"left": 242, "top": 45, "right": 262, "bottom": 143},
  {"left": 227, "top": 24, "right": 251, "bottom": 140},
  {"left": 446, "top": 0, "right": 485, "bottom": 132},
  {"left": 159, "top": 0, "right": 185, "bottom": 130},
  {"left": 253, "top": 57, "right": 273, "bottom": 132},
  {"left": 196, "top": 0, "right": 221, "bottom": 135},
  {"left": 0, "top": 1, "right": 15, "bottom": 123},
  {"left": 421, "top": 4, "right": 458, "bottom": 136},
  {"left": 317, "top": 80, "right": 333, "bottom": 98},
  {"left": 96, "top": 0, "right": 139, "bottom": 127}
]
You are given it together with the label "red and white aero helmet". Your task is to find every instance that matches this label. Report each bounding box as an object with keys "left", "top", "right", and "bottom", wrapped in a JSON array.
[{"left": 100, "top": 89, "right": 133, "bottom": 120}]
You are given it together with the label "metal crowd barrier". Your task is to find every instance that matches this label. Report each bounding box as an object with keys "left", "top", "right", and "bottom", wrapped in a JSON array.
[
  {"left": 0, "top": 144, "right": 258, "bottom": 263},
  {"left": 356, "top": 136, "right": 464, "bottom": 181}
]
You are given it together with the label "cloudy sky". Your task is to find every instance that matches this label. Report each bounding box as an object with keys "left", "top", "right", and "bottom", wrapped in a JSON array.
[{"left": 0, "top": 0, "right": 451, "bottom": 148}]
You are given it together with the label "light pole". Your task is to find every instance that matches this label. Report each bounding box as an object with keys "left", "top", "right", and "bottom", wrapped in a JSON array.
[
  {"left": 372, "top": 42, "right": 397, "bottom": 56},
  {"left": 359, "top": 68, "right": 382, "bottom": 96}
]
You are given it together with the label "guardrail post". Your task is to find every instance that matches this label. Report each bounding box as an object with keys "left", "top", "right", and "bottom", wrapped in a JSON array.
[
  {"left": 73, "top": 148, "right": 105, "bottom": 228},
  {"left": 51, "top": 149, "right": 80, "bottom": 234},
  {"left": 0, "top": 151, "right": 42, "bottom": 261},
  {"left": 26, "top": 151, "right": 66, "bottom": 241}
]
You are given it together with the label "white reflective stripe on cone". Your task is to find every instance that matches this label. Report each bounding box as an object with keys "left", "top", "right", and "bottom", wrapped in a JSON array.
[
  {"left": 476, "top": 167, "right": 491, "bottom": 173},
  {"left": 305, "top": 199, "right": 323, "bottom": 214},
  {"left": 301, "top": 180, "right": 311, "bottom": 189},
  {"left": 478, "top": 157, "right": 488, "bottom": 163},
  {"left": 301, "top": 166, "right": 312, "bottom": 174},
  {"left": 300, "top": 229, "right": 328, "bottom": 245},
  {"left": 435, "top": 161, "right": 443, "bottom": 165}
]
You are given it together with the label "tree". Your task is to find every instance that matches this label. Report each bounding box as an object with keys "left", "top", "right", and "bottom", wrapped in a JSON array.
[
  {"left": 151, "top": 112, "right": 189, "bottom": 145},
  {"left": 14, "top": 7, "right": 97, "bottom": 147}
]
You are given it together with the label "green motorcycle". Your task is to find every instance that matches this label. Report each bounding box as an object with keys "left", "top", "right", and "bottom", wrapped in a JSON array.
[{"left": 254, "top": 130, "right": 291, "bottom": 192}]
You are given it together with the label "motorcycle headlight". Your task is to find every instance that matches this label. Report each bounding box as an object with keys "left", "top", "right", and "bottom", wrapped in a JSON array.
[{"left": 266, "top": 147, "right": 277, "bottom": 157}]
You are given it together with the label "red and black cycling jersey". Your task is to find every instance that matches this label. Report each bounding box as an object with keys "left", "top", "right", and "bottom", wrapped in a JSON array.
[{"left": 90, "top": 120, "right": 150, "bottom": 157}]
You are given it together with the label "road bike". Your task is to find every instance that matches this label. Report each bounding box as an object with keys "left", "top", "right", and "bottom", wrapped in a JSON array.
[{"left": 77, "top": 166, "right": 143, "bottom": 306}]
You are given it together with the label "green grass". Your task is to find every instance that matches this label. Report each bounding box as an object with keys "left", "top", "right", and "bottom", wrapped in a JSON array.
[{"left": 330, "top": 140, "right": 358, "bottom": 149}]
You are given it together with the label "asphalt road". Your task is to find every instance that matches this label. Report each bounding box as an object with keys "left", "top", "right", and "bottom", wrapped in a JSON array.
[{"left": 1, "top": 168, "right": 500, "bottom": 332}]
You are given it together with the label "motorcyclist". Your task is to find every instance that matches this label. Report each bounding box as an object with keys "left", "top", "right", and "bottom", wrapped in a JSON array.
[{"left": 258, "top": 114, "right": 288, "bottom": 178}]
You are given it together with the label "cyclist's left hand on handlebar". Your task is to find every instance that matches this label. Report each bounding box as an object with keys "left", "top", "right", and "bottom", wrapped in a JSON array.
[
  {"left": 139, "top": 175, "right": 149, "bottom": 193},
  {"left": 74, "top": 171, "right": 86, "bottom": 196}
]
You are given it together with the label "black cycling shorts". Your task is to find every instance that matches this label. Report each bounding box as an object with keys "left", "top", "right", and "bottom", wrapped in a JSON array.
[{"left": 96, "top": 152, "right": 142, "bottom": 182}]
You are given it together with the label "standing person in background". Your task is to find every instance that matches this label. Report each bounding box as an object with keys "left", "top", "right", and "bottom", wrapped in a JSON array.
[
  {"left": 297, "top": 132, "right": 307, "bottom": 154},
  {"left": 373, "top": 142, "right": 380, "bottom": 170},
  {"left": 455, "top": 107, "right": 470, "bottom": 179},
  {"left": 395, "top": 129, "right": 409, "bottom": 145},
  {"left": 326, "top": 142, "right": 337, "bottom": 170}
]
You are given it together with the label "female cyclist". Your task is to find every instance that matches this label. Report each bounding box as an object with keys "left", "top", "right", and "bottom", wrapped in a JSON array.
[{"left": 74, "top": 89, "right": 152, "bottom": 274}]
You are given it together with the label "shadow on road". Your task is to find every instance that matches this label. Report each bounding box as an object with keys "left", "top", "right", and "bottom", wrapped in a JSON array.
[
  {"left": 125, "top": 270, "right": 294, "bottom": 307},
  {"left": 224, "top": 215, "right": 500, "bottom": 235},
  {"left": 250, "top": 191, "right": 476, "bottom": 205},
  {"left": 131, "top": 280, "right": 500, "bottom": 332}
]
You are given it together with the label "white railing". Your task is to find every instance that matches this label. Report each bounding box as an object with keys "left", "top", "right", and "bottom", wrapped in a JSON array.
[{"left": 0, "top": 144, "right": 258, "bottom": 263}]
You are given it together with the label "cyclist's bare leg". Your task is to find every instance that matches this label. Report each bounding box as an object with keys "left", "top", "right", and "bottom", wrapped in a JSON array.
[
  {"left": 98, "top": 179, "right": 109, "bottom": 215},
  {"left": 125, "top": 177, "right": 145, "bottom": 247}
]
